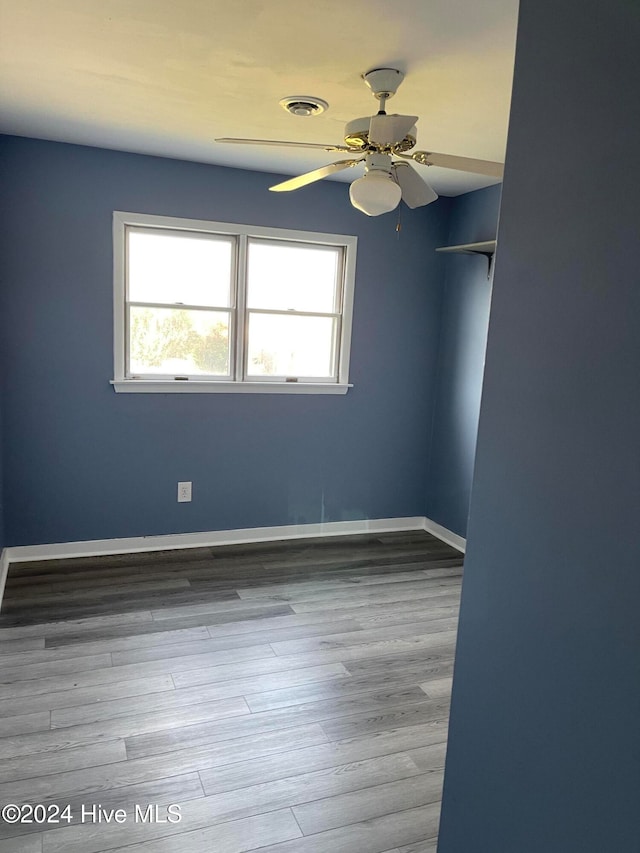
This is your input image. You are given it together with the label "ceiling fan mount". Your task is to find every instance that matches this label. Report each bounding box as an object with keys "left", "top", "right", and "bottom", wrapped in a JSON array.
[
  {"left": 361, "top": 67, "right": 405, "bottom": 99},
  {"left": 216, "top": 69, "right": 504, "bottom": 216}
]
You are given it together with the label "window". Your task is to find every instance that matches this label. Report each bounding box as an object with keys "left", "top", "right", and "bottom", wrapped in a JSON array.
[{"left": 112, "top": 212, "right": 357, "bottom": 394}]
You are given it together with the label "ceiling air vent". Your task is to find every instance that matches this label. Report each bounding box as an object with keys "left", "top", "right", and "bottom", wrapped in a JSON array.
[{"left": 279, "top": 96, "right": 328, "bottom": 117}]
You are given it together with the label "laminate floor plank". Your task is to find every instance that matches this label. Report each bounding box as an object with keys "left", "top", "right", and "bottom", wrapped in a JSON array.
[
  {"left": 0, "top": 711, "right": 51, "bottom": 738},
  {"left": 268, "top": 617, "right": 458, "bottom": 657},
  {"left": 41, "top": 804, "right": 301, "bottom": 853},
  {"left": 0, "top": 696, "right": 250, "bottom": 761},
  {"left": 125, "top": 689, "right": 443, "bottom": 761},
  {"left": 0, "top": 772, "right": 205, "bottom": 841},
  {"left": 51, "top": 662, "right": 349, "bottom": 728},
  {"left": 110, "top": 632, "right": 294, "bottom": 666},
  {"left": 290, "top": 585, "right": 460, "bottom": 613},
  {"left": 239, "top": 803, "right": 441, "bottom": 853},
  {"left": 206, "top": 617, "right": 365, "bottom": 647},
  {"left": 43, "top": 625, "right": 211, "bottom": 656},
  {"left": 0, "top": 675, "right": 175, "bottom": 719},
  {"left": 397, "top": 841, "right": 439, "bottom": 853},
  {"left": 1, "top": 627, "right": 212, "bottom": 666},
  {"left": 407, "top": 743, "right": 448, "bottom": 772},
  {"left": 267, "top": 629, "right": 459, "bottom": 666},
  {"left": 0, "top": 637, "right": 46, "bottom": 654},
  {"left": 419, "top": 676, "right": 454, "bottom": 699},
  {"left": 227, "top": 570, "right": 440, "bottom": 600},
  {"left": 420, "top": 566, "right": 463, "bottom": 578},
  {"left": 236, "top": 577, "right": 460, "bottom": 606},
  {"left": 148, "top": 598, "right": 307, "bottom": 622},
  {"left": 198, "top": 723, "right": 449, "bottom": 797},
  {"left": 0, "top": 725, "right": 329, "bottom": 803},
  {"left": 171, "top": 638, "right": 456, "bottom": 692},
  {"left": 10, "top": 546, "right": 216, "bottom": 574},
  {"left": 0, "top": 644, "right": 276, "bottom": 700},
  {"left": 0, "top": 652, "right": 113, "bottom": 684},
  {"left": 343, "top": 647, "right": 456, "bottom": 678},
  {"left": 280, "top": 593, "right": 461, "bottom": 624},
  {"left": 43, "top": 605, "right": 296, "bottom": 648},
  {"left": 1, "top": 577, "right": 192, "bottom": 607},
  {"left": 6, "top": 568, "right": 189, "bottom": 591},
  {"left": 0, "top": 610, "right": 154, "bottom": 640},
  {"left": 292, "top": 772, "right": 444, "bottom": 835},
  {"left": 1, "top": 835, "right": 44, "bottom": 853},
  {"left": 321, "top": 700, "right": 450, "bottom": 743},
  {"left": 193, "top": 752, "right": 421, "bottom": 830},
  {"left": 201, "top": 596, "right": 458, "bottom": 640},
  {"left": 243, "top": 662, "right": 451, "bottom": 714},
  {"left": 263, "top": 546, "right": 455, "bottom": 571},
  {"left": 184, "top": 557, "right": 461, "bottom": 588},
  {"left": 356, "top": 604, "right": 459, "bottom": 629},
  {"left": 0, "top": 532, "right": 462, "bottom": 853},
  {"left": 36, "top": 753, "right": 421, "bottom": 852},
  {"left": 1, "top": 588, "right": 240, "bottom": 626},
  {"left": 0, "top": 740, "right": 127, "bottom": 785}
]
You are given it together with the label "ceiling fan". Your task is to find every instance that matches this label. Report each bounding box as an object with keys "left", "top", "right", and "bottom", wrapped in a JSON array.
[{"left": 216, "top": 68, "right": 504, "bottom": 217}]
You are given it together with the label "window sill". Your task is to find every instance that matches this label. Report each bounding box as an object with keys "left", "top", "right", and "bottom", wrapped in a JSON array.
[{"left": 110, "top": 380, "right": 352, "bottom": 395}]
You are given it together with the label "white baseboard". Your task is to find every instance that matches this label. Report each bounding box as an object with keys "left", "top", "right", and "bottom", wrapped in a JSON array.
[
  {"left": 422, "top": 517, "right": 466, "bottom": 553},
  {"left": 0, "top": 515, "right": 465, "bottom": 611},
  {"left": 0, "top": 549, "right": 9, "bottom": 609},
  {"left": 5, "top": 516, "right": 428, "bottom": 564}
]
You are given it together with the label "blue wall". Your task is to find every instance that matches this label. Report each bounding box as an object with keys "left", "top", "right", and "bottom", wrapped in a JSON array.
[
  {"left": 0, "top": 136, "right": 450, "bottom": 547},
  {"left": 0, "top": 400, "right": 4, "bottom": 552},
  {"left": 439, "top": 0, "right": 640, "bottom": 850},
  {"left": 427, "top": 185, "right": 501, "bottom": 537},
  {"left": 0, "top": 270, "right": 5, "bottom": 552}
]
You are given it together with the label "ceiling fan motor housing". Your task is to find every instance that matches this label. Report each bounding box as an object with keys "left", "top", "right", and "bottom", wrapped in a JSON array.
[{"left": 344, "top": 117, "right": 416, "bottom": 152}]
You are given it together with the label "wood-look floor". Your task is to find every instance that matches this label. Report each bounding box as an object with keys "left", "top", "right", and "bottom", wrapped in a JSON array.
[{"left": 0, "top": 531, "right": 462, "bottom": 853}]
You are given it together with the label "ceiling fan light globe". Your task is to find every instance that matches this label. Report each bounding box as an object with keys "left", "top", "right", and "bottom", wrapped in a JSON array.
[{"left": 349, "top": 170, "right": 402, "bottom": 216}]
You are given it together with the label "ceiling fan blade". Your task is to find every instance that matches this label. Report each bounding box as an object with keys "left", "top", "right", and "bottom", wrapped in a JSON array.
[
  {"left": 412, "top": 150, "right": 504, "bottom": 178},
  {"left": 392, "top": 163, "right": 438, "bottom": 208},
  {"left": 369, "top": 114, "right": 418, "bottom": 147},
  {"left": 269, "top": 159, "right": 363, "bottom": 193},
  {"left": 216, "top": 137, "right": 351, "bottom": 152}
]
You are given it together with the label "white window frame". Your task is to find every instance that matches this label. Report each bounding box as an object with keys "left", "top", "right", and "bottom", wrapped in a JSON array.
[{"left": 111, "top": 212, "right": 357, "bottom": 394}]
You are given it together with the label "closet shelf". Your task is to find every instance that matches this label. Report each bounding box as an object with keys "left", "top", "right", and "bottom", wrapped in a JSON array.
[{"left": 435, "top": 240, "right": 496, "bottom": 277}]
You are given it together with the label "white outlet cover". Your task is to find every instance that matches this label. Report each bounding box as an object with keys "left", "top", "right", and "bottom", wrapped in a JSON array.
[{"left": 177, "top": 481, "right": 192, "bottom": 503}]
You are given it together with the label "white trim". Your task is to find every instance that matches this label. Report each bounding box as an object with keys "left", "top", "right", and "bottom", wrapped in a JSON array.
[
  {"left": 112, "top": 212, "right": 357, "bottom": 393},
  {"left": 114, "top": 212, "right": 357, "bottom": 248},
  {"left": 0, "top": 549, "right": 9, "bottom": 608},
  {"left": 110, "top": 380, "right": 351, "bottom": 395},
  {"left": 422, "top": 517, "right": 466, "bottom": 553},
  {"left": 5, "top": 517, "right": 426, "bottom": 565}
]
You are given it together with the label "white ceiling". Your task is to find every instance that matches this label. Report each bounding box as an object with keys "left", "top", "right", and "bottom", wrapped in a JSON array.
[{"left": 0, "top": 0, "right": 519, "bottom": 196}]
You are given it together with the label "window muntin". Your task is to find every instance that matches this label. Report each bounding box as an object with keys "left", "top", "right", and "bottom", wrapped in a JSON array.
[{"left": 114, "top": 213, "right": 356, "bottom": 393}]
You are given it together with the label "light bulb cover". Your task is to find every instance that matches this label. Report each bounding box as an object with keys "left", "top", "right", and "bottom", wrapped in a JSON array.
[{"left": 349, "top": 170, "right": 402, "bottom": 216}]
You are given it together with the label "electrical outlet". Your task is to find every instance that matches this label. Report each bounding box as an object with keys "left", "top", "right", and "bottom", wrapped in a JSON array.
[{"left": 177, "top": 481, "right": 192, "bottom": 503}]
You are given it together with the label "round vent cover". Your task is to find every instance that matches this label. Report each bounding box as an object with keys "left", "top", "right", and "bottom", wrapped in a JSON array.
[{"left": 279, "top": 96, "right": 329, "bottom": 117}]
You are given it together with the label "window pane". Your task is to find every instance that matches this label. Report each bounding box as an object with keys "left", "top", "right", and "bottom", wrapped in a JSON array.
[
  {"left": 247, "top": 240, "right": 340, "bottom": 313},
  {"left": 247, "top": 313, "right": 336, "bottom": 378},
  {"left": 128, "top": 229, "right": 233, "bottom": 307},
  {"left": 129, "top": 307, "right": 230, "bottom": 376}
]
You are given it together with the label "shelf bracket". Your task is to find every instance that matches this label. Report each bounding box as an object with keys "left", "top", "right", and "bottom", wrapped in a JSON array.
[
  {"left": 435, "top": 240, "right": 496, "bottom": 280},
  {"left": 477, "top": 252, "right": 494, "bottom": 279}
]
